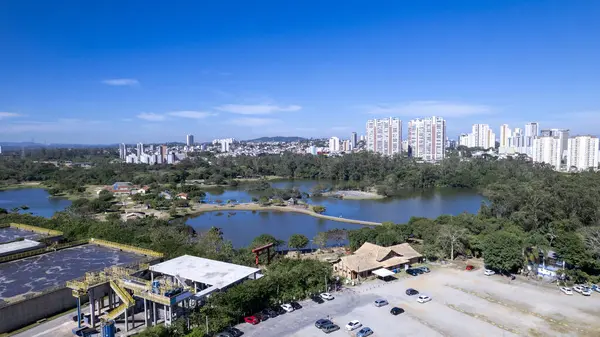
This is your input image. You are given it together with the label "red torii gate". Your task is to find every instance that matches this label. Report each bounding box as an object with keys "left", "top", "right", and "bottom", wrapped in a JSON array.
[{"left": 251, "top": 243, "right": 274, "bottom": 266}]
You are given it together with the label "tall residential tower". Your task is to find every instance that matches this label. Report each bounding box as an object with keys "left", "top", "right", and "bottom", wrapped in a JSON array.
[
  {"left": 407, "top": 116, "right": 446, "bottom": 161},
  {"left": 365, "top": 117, "right": 402, "bottom": 156}
]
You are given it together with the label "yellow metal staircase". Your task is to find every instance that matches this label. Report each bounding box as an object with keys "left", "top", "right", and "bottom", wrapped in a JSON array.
[{"left": 104, "top": 281, "right": 135, "bottom": 321}]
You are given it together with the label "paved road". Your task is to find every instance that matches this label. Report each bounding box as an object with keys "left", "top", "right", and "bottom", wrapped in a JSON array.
[{"left": 13, "top": 310, "right": 77, "bottom": 337}]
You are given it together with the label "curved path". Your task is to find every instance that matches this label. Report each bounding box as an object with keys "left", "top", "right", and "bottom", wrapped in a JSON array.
[{"left": 191, "top": 203, "right": 382, "bottom": 226}]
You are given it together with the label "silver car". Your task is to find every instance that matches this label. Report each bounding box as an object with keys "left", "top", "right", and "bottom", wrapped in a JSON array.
[{"left": 374, "top": 299, "right": 388, "bottom": 307}]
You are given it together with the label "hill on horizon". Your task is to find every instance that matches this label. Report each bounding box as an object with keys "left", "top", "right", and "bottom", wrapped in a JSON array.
[{"left": 245, "top": 136, "right": 308, "bottom": 143}]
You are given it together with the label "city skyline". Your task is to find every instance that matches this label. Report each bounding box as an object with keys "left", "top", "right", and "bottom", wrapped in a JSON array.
[{"left": 1, "top": 1, "right": 599, "bottom": 143}]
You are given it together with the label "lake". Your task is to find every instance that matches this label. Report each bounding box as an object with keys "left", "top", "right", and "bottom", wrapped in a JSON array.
[
  {"left": 189, "top": 181, "right": 485, "bottom": 247},
  {"left": 0, "top": 188, "right": 72, "bottom": 218}
]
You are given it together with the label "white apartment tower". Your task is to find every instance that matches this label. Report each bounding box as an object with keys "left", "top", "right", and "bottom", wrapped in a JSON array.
[
  {"left": 136, "top": 142, "right": 144, "bottom": 156},
  {"left": 407, "top": 116, "right": 446, "bottom": 161},
  {"left": 532, "top": 136, "right": 562, "bottom": 170},
  {"left": 499, "top": 124, "right": 511, "bottom": 148},
  {"left": 567, "top": 136, "right": 599, "bottom": 171},
  {"left": 186, "top": 134, "right": 194, "bottom": 146},
  {"left": 471, "top": 124, "right": 496, "bottom": 149},
  {"left": 119, "top": 143, "right": 127, "bottom": 160},
  {"left": 366, "top": 117, "right": 402, "bottom": 156},
  {"left": 329, "top": 136, "right": 340, "bottom": 152}
]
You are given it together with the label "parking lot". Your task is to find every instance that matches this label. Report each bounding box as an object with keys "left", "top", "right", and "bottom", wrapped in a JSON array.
[{"left": 236, "top": 267, "right": 600, "bottom": 337}]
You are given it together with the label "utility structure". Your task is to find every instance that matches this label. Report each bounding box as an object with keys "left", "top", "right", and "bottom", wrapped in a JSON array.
[
  {"left": 67, "top": 254, "right": 263, "bottom": 333},
  {"left": 251, "top": 243, "right": 274, "bottom": 266}
]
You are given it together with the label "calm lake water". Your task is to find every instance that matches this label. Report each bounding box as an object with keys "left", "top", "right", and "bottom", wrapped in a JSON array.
[
  {"left": 0, "top": 188, "right": 71, "bottom": 217},
  {"left": 190, "top": 180, "right": 485, "bottom": 247},
  {"left": 0, "top": 183, "right": 485, "bottom": 248}
]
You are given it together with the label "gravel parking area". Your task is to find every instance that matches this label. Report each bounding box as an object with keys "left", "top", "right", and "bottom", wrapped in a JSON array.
[{"left": 235, "top": 266, "right": 600, "bottom": 337}]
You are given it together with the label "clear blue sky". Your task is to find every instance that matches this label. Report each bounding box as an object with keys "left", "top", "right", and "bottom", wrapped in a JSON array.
[{"left": 1, "top": 0, "right": 599, "bottom": 144}]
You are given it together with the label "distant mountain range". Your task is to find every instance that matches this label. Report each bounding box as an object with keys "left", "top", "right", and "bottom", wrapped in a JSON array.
[{"left": 245, "top": 136, "right": 308, "bottom": 143}]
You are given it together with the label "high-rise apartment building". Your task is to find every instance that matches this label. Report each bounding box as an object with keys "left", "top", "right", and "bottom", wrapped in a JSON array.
[
  {"left": 329, "top": 136, "right": 340, "bottom": 152},
  {"left": 458, "top": 134, "right": 470, "bottom": 147},
  {"left": 351, "top": 132, "right": 358, "bottom": 149},
  {"left": 186, "top": 134, "right": 194, "bottom": 146},
  {"left": 407, "top": 116, "right": 446, "bottom": 161},
  {"left": 524, "top": 122, "right": 539, "bottom": 148},
  {"left": 470, "top": 124, "right": 496, "bottom": 149},
  {"left": 366, "top": 117, "right": 402, "bottom": 156},
  {"left": 499, "top": 124, "right": 511, "bottom": 148},
  {"left": 532, "top": 136, "right": 562, "bottom": 170},
  {"left": 566, "top": 136, "right": 599, "bottom": 171},
  {"left": 119, "top": 143, "right": 126, "bottom": 160},
  {"left": 540, "top": 129, "right": 569, "bottom": 160},
  {"left": 136, "top": 142, "right": 144, "bottom": 156},
  {"left": 160, "top": 145, "right": 168, "bottom": 162}
]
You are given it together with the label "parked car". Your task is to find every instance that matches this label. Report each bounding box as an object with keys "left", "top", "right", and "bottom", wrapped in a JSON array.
[
  {"left": 357, "top": 327, "right": 374, "bottom": 337},
  {"left": 573, "top": 285, "right": 584, "bottom": 293},
  {"left": 413, "top": 268, "right": 424, "bottom": 274},
  {"left": 223, "top": 327, "right": 243, "bottom": 337},
  {"left": 320, "top": 292, "right": 334, "bottom": 300},
  {"left": 581, "top": 287, "right": 592, "bottom": 296},
  {"left": 374, "top": 299, "right": 388, "bottom": 307},
  {"left": 254, "top": 312, "right": 267, "bottom": 321},
  {"left": 266, "top": 308, "right": 278, "bottom": 318},
  {"left": 484, "top": 269, "right": 495, "bottom": 276},
  {"left": 281, "top": 303, "right": 294, "bottom": 312},
  {"left": 592, "top": 284, "right": 600, "bottom": 293},
  {"left": 390, "top": 307, "right": 405, "bottom": 315},
  {"left": 315, "top": 319, "right": 332, "bottom": 329},
  {"left": 244, "top": 316, "right": 259, "bottom": 325},
  {"left": 406, "top": 288, "right": 419, "bottom": 296},
  {"left": 311, "top": 294, "right": 325, "bottom": 304},
  {"left": 406, "top": 269, "right": 419, "bottom": 276},
  {"left": 274, "top": 306, "right": 287, "bottom": 315},
  {"left": 345, "top": 320, "right": 362, "bottom": 331},
  {"left": 419, "top": 266, "right": 431, "bottom": 273},
  {"left": 259, "top": 309, "right": 272, "bottom": 320},
  {"left": 321, "top": 323, "right": 340, "bottom": 334},
  {"left": 290, "top": 301, "right": 302, "bottom": 310},
  {"left": 417, "top": 295, "right": 432, "bottom": 303},
  {"left": 465, "top": 265, "right": 474, "bottom": 271},
  {"left": 560, "top": 287, "right": 573, "bottom": 295}
]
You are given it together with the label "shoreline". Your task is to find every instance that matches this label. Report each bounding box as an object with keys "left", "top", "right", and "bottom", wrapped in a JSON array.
[
  {"left": 122, "top": 203, "right": 382, "bottom": 226},
  {"left": 322, "top": 190, "right": 385, "bottom": 200},
  {"left": 0, "top": 182, "right": 43, "bottom": 191},
  {"left": 191, "top": 203, "right": 383, "bottom": 226}
]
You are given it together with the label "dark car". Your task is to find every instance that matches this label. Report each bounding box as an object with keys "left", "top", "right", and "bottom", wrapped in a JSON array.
[
  {"left": 414, "top": 268, "right": 424, "bottom": 274},
  {"left": 274, "top": 306, "right": 287, "bottom": 315},
  {"left": 315, "top": 319, "right": 333, "bottom": 328},
  {"left": 390, "top": 307, "right": 405, "bottom": 315},
  {"left": 260, "top": 309, "right": 272, "bottom": 319},
  {"left": 406, "top": 269, "right": 419, "bottom": 276},
  {"left": 224, "top": 327, "right": 243, "bottom": 337},
  {"left": 406, "top": 288, "right": 419, "bottom": 296},
  {"left": 290, "top": 301, "right": 302, "bottom": 310},
  {"left": 311, "top": 295, "right": 325, "bottom": 304},
  {"left": 321, "top": 323, "right": 340, "bottom": 334},
  {"left": 215, "top": 333, "right": 233, "bottom": 337},
  {"left": 255, "top": 312, "right": 268, "bottom": 321}
]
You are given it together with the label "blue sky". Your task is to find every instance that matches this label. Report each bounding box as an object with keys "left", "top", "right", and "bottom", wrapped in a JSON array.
[{"left": 1, "top": 0, "right": 599, "bottom": 144}]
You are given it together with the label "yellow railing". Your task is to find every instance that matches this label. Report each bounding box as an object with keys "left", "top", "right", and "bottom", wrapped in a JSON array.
[
  {"left": 129, "top": 288, "right": 172, "bottom": 306},
  {"left": 89, "top": 238, "right": 164, "bottom": 258},
  {"left": 0, "top": 240, "right": 87, "bottom": 264},
  {"left": 10, "top": 223, "right": 63, "bottom": 236},
  {"left": 105, "top": 302, "right": 128, "bottom": 321},
  {"left": 110, "top": 280, "right": 134, "bottom": 305}
]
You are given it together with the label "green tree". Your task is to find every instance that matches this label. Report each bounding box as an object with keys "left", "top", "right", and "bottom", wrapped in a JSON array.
[
  {"left": 312, "top": 205, "right": 326, "bottom": 214},
  {"left": 482, "top": 230, "right": 524, "bottom": 272},
  {"left": 288, "top": 234, "right": 309, "bottom": 250}
]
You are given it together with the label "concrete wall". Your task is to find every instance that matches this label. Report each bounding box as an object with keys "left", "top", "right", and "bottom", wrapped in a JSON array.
[{"left": 0, "top": 287, "right": 80, "bottom": 333}]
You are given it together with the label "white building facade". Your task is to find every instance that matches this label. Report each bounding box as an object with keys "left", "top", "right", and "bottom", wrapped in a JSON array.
[
  {"left": 566, "top": 136, "right": 599, "bottom": 171},
  {"left": 407, "top": 116, "right": 446, "bottom": 162},
  {"left": 329, "top": 136, "right": 340, "bottom": 152},
  {"left": 532, "top": 136, "right": 562, "bottom": 170},
  {"left": 365, "top": 117, "right": 402, "bottom": 156}
]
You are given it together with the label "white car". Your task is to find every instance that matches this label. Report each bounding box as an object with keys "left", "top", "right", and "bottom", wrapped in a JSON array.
[
  {"left": 573, "top": 285, "right": 583, "bottom": 293},
  {"left": 581, "top": 287, "right": 592, "bottom": 296},
  {"left": 417, "top": 295, "right": 432, "bottom": 303},
  {"left": 320, "top": 292, "right": 334, "bottom": 301},
  {"left": 281, "top": 303, "right": 294, "bottom": 312},
  {"left": 484, "top": 269, "right": 495, "bottom": 276},
  {"left": 345, "top": 320, "right": 362, "bottom": 331},
  {"left": 559, "top": 287, "right": 573, "bottom": 295}
]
